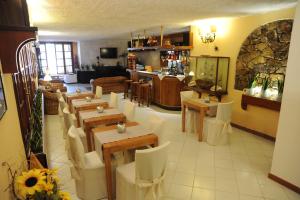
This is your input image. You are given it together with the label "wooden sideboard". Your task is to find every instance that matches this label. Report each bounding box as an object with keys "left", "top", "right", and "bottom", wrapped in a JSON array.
[
  {"left": 137, "top": 71, "right": 184, "bottom": 110},
  {"left": 241, "top": 94, "right": 281, "bottom": 111}
]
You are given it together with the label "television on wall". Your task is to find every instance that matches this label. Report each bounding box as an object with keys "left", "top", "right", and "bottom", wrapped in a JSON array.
[{"left": 100, "top": 47, "right": 118, "bottom": 59}]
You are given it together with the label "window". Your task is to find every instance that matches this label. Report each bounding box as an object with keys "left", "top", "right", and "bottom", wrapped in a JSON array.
[{"left": 38, "top": 42, "right": 74, "bottom": 75}]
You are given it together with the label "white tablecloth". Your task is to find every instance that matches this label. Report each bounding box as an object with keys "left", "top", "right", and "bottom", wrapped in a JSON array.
[
  {"left": 94, "top": 125, "right": 153, "bottom": 159},
  {"left": 79, "top": 108, "right": 121, "bottom": 127},
  {"left": 65, "top": 91, "right": 93, "bottom": 98},
  {"left": 190, "top": 98, "right": 218, "bottom": 117},
  {"left": 157, "top": 74, "right": 186, "bottom": 81},
  {"left": 72, "top": 98, "right": 106, "bottom": 110}
]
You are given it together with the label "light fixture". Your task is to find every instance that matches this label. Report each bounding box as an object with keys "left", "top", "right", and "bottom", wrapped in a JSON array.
[
  {"left": 44, "top": 68, "right": 52, "bottom": 81},
  {"left": 199, "top": 25, "right": 217, "bottom": 44},
  {"left": 189, "top": 71, "right": 195, "bottom": 76}
]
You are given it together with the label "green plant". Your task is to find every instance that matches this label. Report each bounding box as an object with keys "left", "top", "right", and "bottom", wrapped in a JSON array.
[
  {"left": 30, "top": 89, "right": 43, "bottom": 153},
  {"left": 91, "top": 63, "right": 97, "bottom": 70},
  {"left": 262, "top": 76, "right": 270, "bottom": 91},
  {"left": 277, "top": 78, "right": 285, "bottom": 94}
]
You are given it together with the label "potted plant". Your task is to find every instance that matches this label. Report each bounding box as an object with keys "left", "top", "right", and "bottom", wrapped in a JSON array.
[
  {"left": 277, "top": 77, "right": 285, "bottom": 95},
  {"left": 29, "top": 89, "right": 47, "bottom": 167},
  {"left": 14, "top": 168, "right": 70, "bottom": 200}
]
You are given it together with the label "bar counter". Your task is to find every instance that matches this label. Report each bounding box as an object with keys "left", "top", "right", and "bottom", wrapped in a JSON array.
[{"left": 137, "top": 71, "right": 185, "bottom": 110}]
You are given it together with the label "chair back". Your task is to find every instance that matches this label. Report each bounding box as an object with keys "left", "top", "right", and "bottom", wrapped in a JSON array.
[
  {"left": 56, "top": 89, "right": 62, "bottom": 99},
  {"left": 63, "top": 107, "right": 72, "bottom": 130},
  {"left": 123, "top": 100, "right": 135, "bottom": 121},
  {"left": 95, "top": 86, "right": 102, "bottom": 98},
  {"left": 59, "top": 97, "right": 67, "bottom": 112},
  {"left": 216, "top": 101, "right": 233, "bottom": 123},
  {"left": 180, "top": 90, "right": 198, "bottom": 103},
  {"left": 146, "top": 113, "right": 165, "bottom": 140},
  {"left": 135, "top": 141, "right": 170, "bottom": 182},
  {"left": 109, "top": 92, "right": 118, "bottom": 108},
  {"left": 68, "top": 126, "right": 85, "bottom": 168}
]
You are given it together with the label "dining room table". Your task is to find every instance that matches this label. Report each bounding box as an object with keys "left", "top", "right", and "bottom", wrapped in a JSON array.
[
  {"left": 182, "top": 98, "right": 218, "bottom": 141},
  {"left": 80, "top": 108, "right": 126, "bottom": 151},
  {"left": 63, "top": 91, "right": 95, "bottom": 109},
  {"left": 71, "top": 98, "right": 109, "bottom": 121},
  {"left": 92, "top": 121, "right": 158, "bottom": 200}
]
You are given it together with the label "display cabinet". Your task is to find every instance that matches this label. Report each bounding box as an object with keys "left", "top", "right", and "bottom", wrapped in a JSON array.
[{"left": 189, "top": 56, "right": 230, "bottom": 96}]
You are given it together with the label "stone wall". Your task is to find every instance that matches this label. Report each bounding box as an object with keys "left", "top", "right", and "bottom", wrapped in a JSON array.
[{"left": 235, "top": 19, "right": 293, "bottom": 90}]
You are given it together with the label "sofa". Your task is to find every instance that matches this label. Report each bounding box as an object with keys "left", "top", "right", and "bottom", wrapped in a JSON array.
[
  {"left": 77, "top": 66, "right": 130, "bottom": 83},
  {"left": 93, "top": 76, "right": 128, "bottom": 94}
]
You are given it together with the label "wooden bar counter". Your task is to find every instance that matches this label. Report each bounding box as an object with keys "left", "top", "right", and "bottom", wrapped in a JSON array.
[{"left": 137, "top": 71, "right": 184, "bottom": 110}]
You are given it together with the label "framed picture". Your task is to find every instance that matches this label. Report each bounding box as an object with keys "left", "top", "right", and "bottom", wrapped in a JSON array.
[{"left": 0, "top": 70, "right": 7, "bottom": 119}]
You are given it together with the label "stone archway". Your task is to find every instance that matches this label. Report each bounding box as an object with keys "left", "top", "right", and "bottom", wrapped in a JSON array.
[{"left": 235, "top": 19, "right": 293, "bottom": 90}]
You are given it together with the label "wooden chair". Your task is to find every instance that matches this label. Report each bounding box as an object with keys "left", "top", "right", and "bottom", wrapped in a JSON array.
[{"left": 138, "top": 83, "right": 151, "bottom": 107}]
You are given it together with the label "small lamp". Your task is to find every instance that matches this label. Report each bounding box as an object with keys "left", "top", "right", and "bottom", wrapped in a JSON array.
[{"left": 44, "top": 68, "right": 52, "bottom": 81}]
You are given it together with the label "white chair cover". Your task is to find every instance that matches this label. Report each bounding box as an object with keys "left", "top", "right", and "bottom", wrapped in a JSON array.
[
  {"left": 68, "top": 126, "right": 107, "bottom": 200},
  {"left": 95, "top": 86, "right": 103, "bottom": 99},
  {"left": 145, "top": 113, "right": 166, "bottom": 144},
  {"left": 58, "top": 96, "right": 67, "bottom": 117},
  {"left": 56, "top": 90, "right": 63, "bottom": 117},
  {"left": 63, "top": 107, "right": 88, "bottom": 153},
  {"left": 116, "top": 141, "right": 170, "bottom": 200},
  {"left": 180, "top": 91, "right": 198, "bottom": 133},
  {"left": 123, "top": 100, "right": 136, "bottom": 121},
  {"left": 203, "top": 101, "right": 233, "bottom": 146},
  {"left": 109, "top": 92, "right": 119, "bottom": 108}
]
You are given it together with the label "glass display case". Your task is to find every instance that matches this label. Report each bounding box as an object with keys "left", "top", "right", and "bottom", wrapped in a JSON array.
[{"left": 189, "top": 56, "right": 230, "bottom": 94}]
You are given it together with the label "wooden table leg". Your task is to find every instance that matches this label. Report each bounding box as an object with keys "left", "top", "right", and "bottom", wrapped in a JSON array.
[
  {"left": 182, "top": 104, "right": 186, "bottom": 132},
  {"left": 198, "top": 108, "right": 205, "bottom": 141},
  {"left": 103, "top": 149, "right": 113, "bottom": 200},
  {"left": 85, "top": 127, "right": 93, "bottom": 152}
]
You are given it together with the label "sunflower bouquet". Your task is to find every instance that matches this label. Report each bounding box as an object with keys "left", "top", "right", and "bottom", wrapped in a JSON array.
[{"left": 15, "top": 168, "right": 70, "bottom": 200}]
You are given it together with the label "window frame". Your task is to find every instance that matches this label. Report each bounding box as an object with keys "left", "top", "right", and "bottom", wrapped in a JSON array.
[{"left": 39, "top": 41, "right": 74, "bottom": 75}]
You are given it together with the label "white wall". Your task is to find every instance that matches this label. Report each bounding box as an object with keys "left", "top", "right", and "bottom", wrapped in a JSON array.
[
  {"left": 79, "top": 39, "right": 128, "bottom": 66},
  {"left": 270, "top": 2, "right": 300, "bottom": 187}
]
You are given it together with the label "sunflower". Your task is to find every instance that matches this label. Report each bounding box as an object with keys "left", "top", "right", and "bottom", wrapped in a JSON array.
[
  {"left": 59, "top": 191, "right": 71, "bottom": 200},
  {"left": 42, "top": 168, "right": 60, "bottom": 183},
  {"left": 43, "top": 182, "right": 54, "bottom": 195},
  {"left": 16, "top": 169, "right": 46, "bottom": 198}
]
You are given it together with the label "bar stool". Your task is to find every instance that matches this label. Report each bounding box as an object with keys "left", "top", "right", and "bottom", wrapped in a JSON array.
[
  {"left": 127, "top": 71, "right": 139, "bottom": 100},
  {"left": 124, "top": 79, "right": 132, "bottom": 99},
  {"left": 130, "top": 81, "right": 140, "bottom": 102},
  {"left": 138, "top": 83, "right": 151, "bottom": 107}
]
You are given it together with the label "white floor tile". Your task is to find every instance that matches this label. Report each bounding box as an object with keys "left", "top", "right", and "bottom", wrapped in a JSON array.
[
  {"left": 216, "top": 178, "right": 239, "bottom": 194},
  {"left": 260, "top": 184, "right": 290, "bottom": 200},
  {"left": 191, "top": 188, "right": 215, "bottom": 200},
  {"left": 194, "top": 175, "right": 215, "bottom": 189},
  {"left": 215, "top": 190, "right": 239, "bottom": 200},
  {"left": 173, "top": 171, "right": 195, "bottom": 186},
  {"left": 168, "top": 184, "right": 193, "bottom": 199}
]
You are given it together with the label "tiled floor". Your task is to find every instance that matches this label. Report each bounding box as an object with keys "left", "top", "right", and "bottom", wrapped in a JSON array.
[{"left": 45, "top": 84, "right": 300, "bottom": 200}]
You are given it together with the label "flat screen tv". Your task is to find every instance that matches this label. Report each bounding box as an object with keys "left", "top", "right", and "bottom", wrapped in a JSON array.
[{"left": 100, "top": 47, "right": 118, "bottom": 59}]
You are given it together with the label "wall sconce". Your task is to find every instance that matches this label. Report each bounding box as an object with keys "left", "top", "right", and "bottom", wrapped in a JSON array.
[{"left": 199, "top": 25, "right": 217, "bottom": 44}]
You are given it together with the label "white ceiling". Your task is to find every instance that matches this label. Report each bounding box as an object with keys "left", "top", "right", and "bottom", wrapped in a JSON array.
[{"left": 26, "top": 0, "right": 297, "bottom": 41}]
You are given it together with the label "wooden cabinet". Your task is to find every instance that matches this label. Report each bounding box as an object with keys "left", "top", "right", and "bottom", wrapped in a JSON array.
[
  {"left": 160, "top": 77, "right": 183, "bottom": 107},
  {"left": 138, "top": 71, "right": 184, "bottom": 110},
  {"left": 0, "top": 0, "right": 30, "bottom": 27}
]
